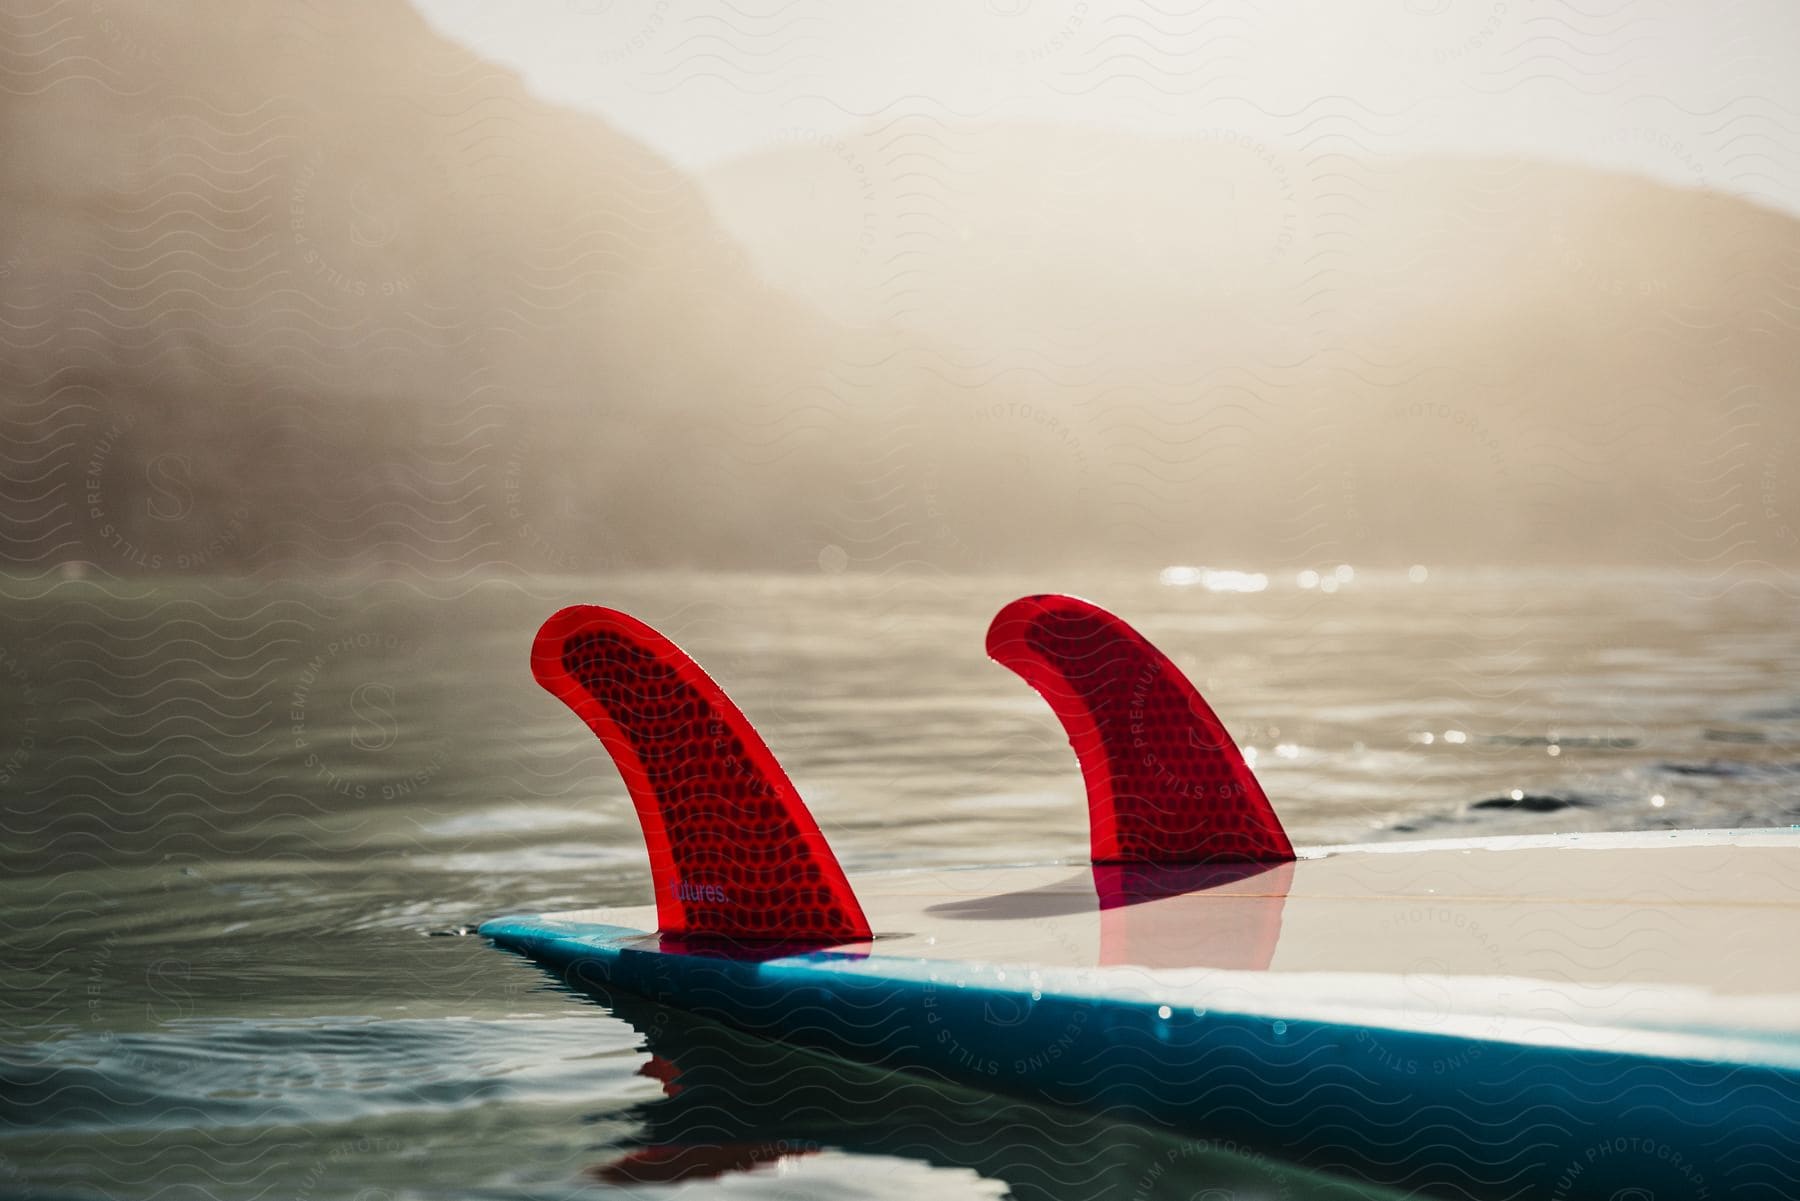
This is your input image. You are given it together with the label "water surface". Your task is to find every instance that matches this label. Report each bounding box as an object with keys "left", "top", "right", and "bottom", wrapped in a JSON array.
[{"left": 3, "top": 569, "right": 1797, "bottom": 1198}]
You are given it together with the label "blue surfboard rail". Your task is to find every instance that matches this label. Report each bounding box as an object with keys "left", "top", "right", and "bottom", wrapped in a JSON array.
[{"left": 482, "top": 911, "right": 1800, "bottom": 1200}]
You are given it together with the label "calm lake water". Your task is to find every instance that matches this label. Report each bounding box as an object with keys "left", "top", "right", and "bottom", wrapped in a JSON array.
[{"left": 3, "top": 569, "right": 1798, "bottom": 1199}]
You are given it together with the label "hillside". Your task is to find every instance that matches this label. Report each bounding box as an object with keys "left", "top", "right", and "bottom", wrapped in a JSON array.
[
  {"left": 705, "top": 125, "right": 1800, "bottom": 568},
  {"left": 0, "top": 0, "right": 842, "bottom": 575},
  {"left": 3, "top": 4, "right": 1797, "bottom": 574}
]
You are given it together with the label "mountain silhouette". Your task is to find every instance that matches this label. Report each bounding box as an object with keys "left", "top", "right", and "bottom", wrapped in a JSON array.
[{"left": 3, "top": 3, "right": 1797, "bottom": 574}]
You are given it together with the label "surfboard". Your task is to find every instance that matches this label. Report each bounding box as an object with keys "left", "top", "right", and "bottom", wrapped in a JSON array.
[{"left": 482, "top": 595, "right": 1800, "bottom": 1200}]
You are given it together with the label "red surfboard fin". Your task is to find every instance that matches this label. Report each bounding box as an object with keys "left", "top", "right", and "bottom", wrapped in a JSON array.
[
  {"left": 531, "top": 606, "right": 871, "bottom": 944},
  {"left": 986, "top": 594, "right": 1294, "bottom": 865}
]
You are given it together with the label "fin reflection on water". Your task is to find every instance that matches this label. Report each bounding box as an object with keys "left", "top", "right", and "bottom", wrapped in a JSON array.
[{"left": 568, "top": 971, "right": 1397, "bottom": 1199}]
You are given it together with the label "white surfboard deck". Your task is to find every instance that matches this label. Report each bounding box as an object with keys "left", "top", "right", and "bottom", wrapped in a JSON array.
[{"left": 529, "top": 829, "right": 1800, "bottom": 1046}]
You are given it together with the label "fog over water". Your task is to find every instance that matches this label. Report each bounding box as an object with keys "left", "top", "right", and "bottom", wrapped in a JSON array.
[
  {"left": 3, "top": 2, "right": 1800, "bottom": 573},
  {"left": 3, "top": 4, "right": 1799, "bottom": 1200}
]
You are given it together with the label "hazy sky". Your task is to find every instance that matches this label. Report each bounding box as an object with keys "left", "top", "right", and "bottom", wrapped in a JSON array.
[{"left": 412, "top": 0, "right": 1800, "bottom": 213}]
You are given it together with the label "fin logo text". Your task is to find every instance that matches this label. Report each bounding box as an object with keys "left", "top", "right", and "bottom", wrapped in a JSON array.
[{"left": 673, "top": 881, "right": 730, "bottom": 905}]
